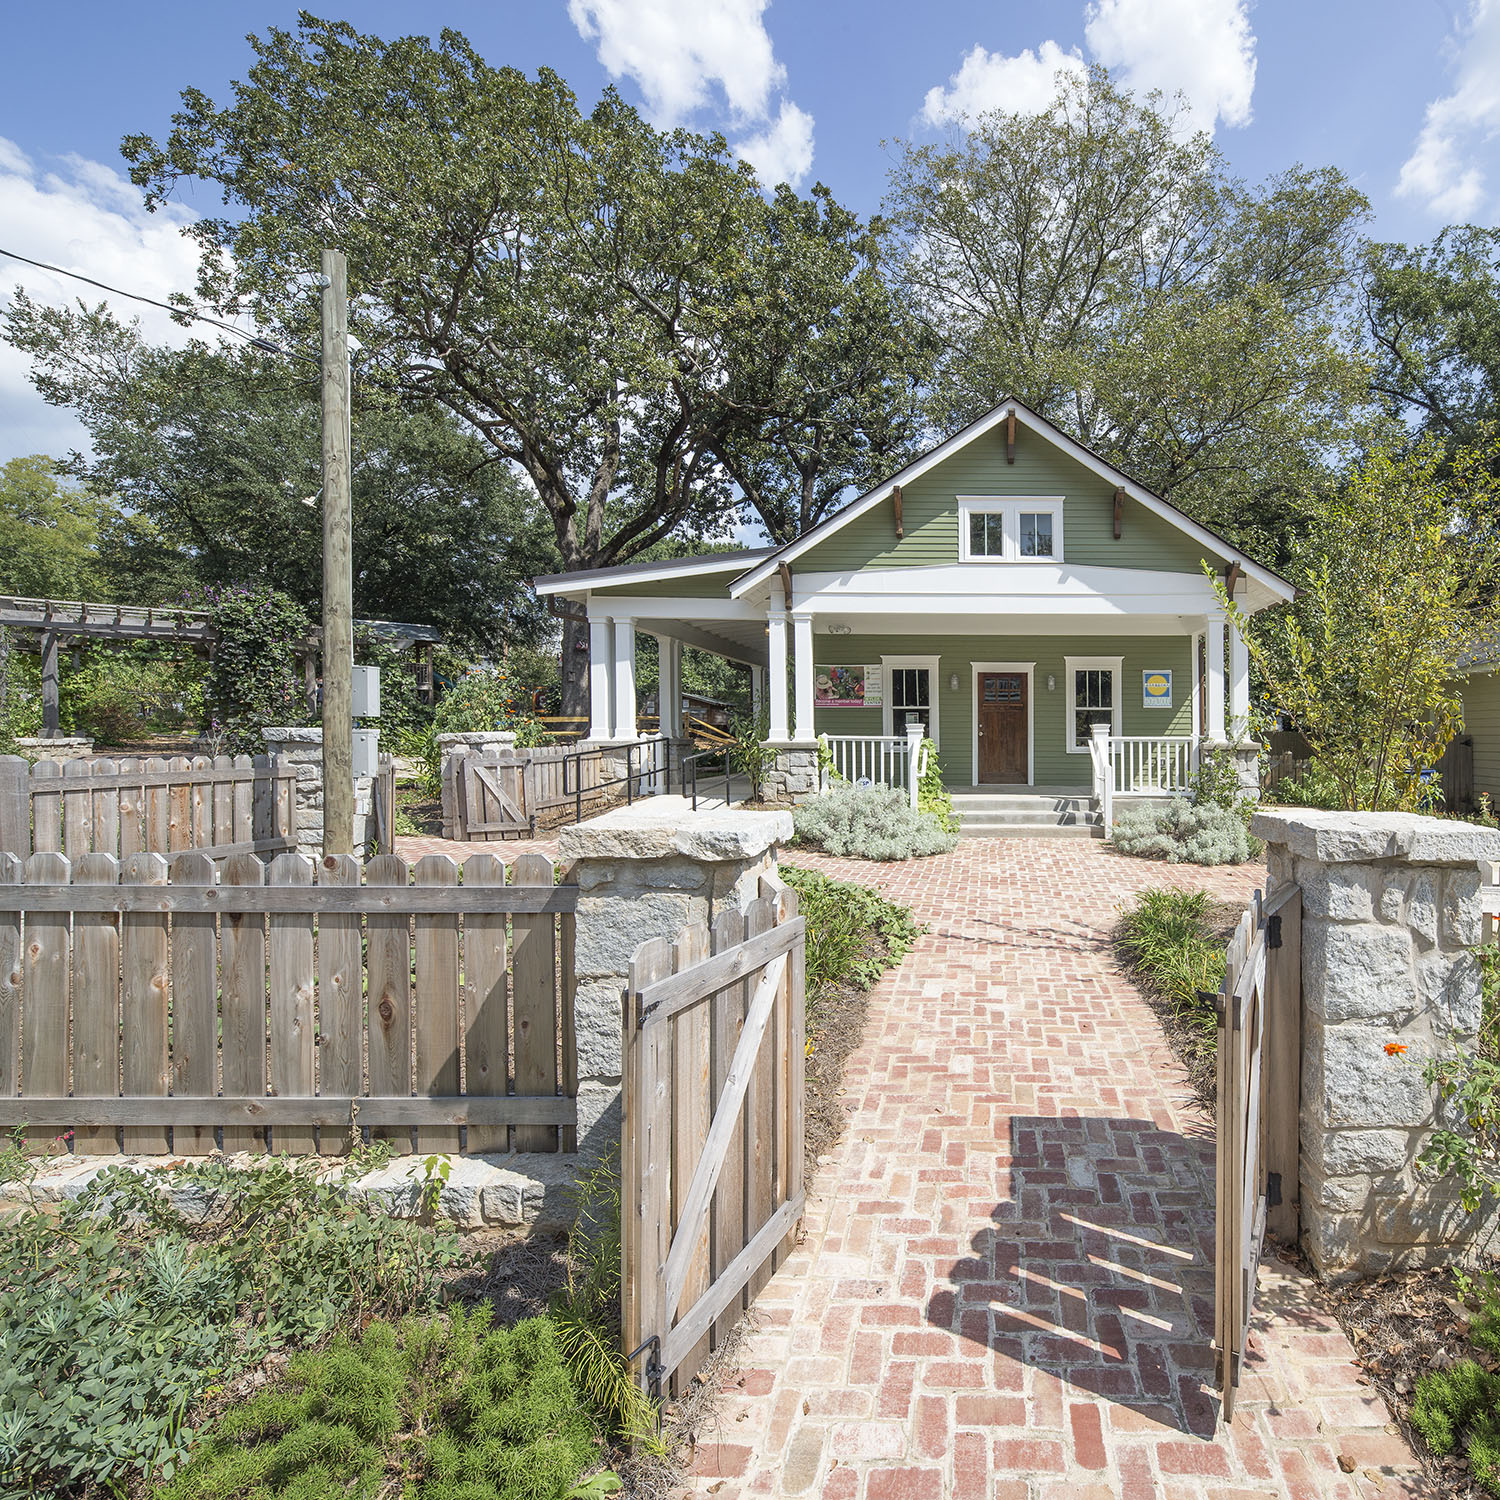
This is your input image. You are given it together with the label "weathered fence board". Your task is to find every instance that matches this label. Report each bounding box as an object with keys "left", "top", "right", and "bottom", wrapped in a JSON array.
[
  {"left": 623, "top": 878, "right": 806, "bottom": 1400},
  {"left": 0, "top": 852, "right": 580, "bottom": 1157},
  {"left": 0, "top": 753, "right": 297, "bottom": 861}
]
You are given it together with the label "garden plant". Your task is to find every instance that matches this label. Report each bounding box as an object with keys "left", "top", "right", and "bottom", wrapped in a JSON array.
[{"left": 792, "top": 781, "right": 958, "bottom": 860}]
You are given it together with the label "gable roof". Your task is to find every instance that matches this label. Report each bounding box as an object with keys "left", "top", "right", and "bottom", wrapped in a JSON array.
[{"left": 727, "top": 397, "right": 1295, "bottom": 604}]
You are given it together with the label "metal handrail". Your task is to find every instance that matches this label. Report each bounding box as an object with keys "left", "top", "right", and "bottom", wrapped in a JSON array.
[
  {"left": 683, "top": 746, "right": 733, "bottom": 812},
  {"left": 548, "top": 735, "right": 671, "bottom": 825}
]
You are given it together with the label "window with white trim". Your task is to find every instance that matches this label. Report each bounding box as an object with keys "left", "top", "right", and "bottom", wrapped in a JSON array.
[
  {"left": 1064, "top": 655, "right": 1123, "bottom": 751},
  {"left": 957, "top": 498, "right": 1064, "bottom": 562}
]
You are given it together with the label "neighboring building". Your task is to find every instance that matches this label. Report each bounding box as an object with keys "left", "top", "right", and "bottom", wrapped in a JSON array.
[{"left": 533, "top": 398, "right": 1294, "bottom": 826}]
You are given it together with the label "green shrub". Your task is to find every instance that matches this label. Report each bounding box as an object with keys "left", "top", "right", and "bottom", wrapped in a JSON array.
[
  {"left": 781, "top": 864, "right": 922, "bottom": 995},
  {"left": 433, "top": 664, "right": 543, "bottom": 746},
  {"left": 0, "top": 1155, "right": 464, "bottom": 1497},
  {"left": 1116, "top": 888, "right": 1226, "bottom": 1017},
  {"left": 197, "top": 584, "right": 314, "bottom": 753},
  {"left": 158, "top": 1308, "right": 599, "bottom": 1500},
  {"left": 792, "top": 782, "right": 958, "bottom": 860},
  {"left": 916, "top": 740, "right": 959, "bottom": 835},
  {"left": 61, "top": 641, "right": 205, "bottom": 743},
  {"left": 1112, "top": 798, "right": 1255, "bottom": 865},
  {"left": 1412, "top": 1359, "right": 1498, "bottom": 1455}
]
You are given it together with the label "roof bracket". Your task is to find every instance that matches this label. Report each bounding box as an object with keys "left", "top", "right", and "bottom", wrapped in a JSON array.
[
  {"left": 892, "top": 485, "right": 904, "bottom": 540},
  {"left": 777, "top": 561, "right": 794, "bottom": 609},
  {"left": 1225, "top": 560, "right": 1242, "bottom": 597},
  {"left": 1005, "top": 408, "right": 1016, "bottom": 464},
  {"left": 1113, "top": 487, "right": 1124, "bottom": 540}
]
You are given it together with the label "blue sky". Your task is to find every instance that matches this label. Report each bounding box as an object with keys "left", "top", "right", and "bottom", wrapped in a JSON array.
[{"left": 2, "top": 0, "right": 1497, "bottom": 461}]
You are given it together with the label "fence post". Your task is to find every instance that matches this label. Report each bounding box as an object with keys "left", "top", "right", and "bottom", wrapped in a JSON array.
[
  {"left": 1091, "top": 723, "right": 1113, "bottom": 830},
  {"left": 905, "top": 722, "right": 924, "bottom": 810},
  {"left": 558, "top": 803, "right": 793, "bottom": 1182}
]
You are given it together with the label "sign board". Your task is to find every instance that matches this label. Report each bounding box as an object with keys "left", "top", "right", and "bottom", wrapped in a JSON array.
[
  {"left": 815, "top": 664, "right": 883, "bottom": 708},
  {"left": 1143, "top": 669, "right": 1173, "bottom": 709}
]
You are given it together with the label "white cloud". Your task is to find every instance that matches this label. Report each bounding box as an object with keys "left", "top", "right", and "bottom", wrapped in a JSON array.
[
  {"left": 0, "top": 139, "right": 218, "bottom": 461},
  {"left": 568, "top": 0, "right": 783, "bottom": 125},
  {"left": 1396, "top": 0, "right": 1500, "bottom": 219},
  {"left": 569, "top": 0, "right": 814, "bottom": 187},
  {"left": 921, "top": 41, "right": 1086, "bottom": 127},
  {"left": 922, "top": 0, "right": 1256, "bottom": 137},
  {"left": 734, "top": 100, "right": 814, "bottom": 189},
  {"left": 1084, "top": 0, "right": 1256, "bottom": 133}
]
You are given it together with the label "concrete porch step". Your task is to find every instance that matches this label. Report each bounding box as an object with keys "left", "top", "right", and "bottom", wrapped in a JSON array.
[
  {"left": 947, "top": 789, "right": 1105, "bottom": 839},
  {"left": 957, "top": 820, "right": 1104, "bottom": 839}
]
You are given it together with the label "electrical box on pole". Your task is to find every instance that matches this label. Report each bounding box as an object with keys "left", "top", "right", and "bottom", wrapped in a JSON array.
[{"left": 351, "top": 665, "right": 381, "bottom": 718}]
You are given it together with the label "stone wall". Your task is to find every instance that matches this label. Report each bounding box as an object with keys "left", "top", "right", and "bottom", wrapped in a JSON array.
[
  {"left": 1253, "top": 808, "right": 1500, "bottom": 1275},
  {"left": 261, "top": 726, "right": 374, "bottom": 857},
  {"left": 762, "top": 745, "right": 819, "bottom": 805},
  {"left": 15, "top": 736, "right": 93, "bottom": 762},
  {"left": 557, "top": 798, "right": 793, "bottom": 1176}
]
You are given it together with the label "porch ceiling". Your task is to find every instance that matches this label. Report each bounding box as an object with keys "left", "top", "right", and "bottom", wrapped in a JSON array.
[{"left": 635, "top": 616, "right": 768, "bottom": 667}]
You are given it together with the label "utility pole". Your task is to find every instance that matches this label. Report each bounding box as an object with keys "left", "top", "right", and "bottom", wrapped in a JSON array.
[{"left": 320, "top": 248, "right": 354, "bottom": 854}]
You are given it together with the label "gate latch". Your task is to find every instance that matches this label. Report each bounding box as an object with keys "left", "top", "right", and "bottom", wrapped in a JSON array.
[{"left": 625, "top": 1333, "right": 665, "bottom": 1404}]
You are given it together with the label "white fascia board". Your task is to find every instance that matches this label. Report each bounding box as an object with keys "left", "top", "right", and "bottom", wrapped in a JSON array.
[
  {"left": 587, "top": 596, "right": 763, "bottom": 623},
  {"left": 728, "top": 398, "right": 1295, "bottom": 605},
  {"left": 534, "top": 556, "right": 749, "bottom": 597},
  {"left": 791, "top": 562, "right": 1221, "bottom": 616}
]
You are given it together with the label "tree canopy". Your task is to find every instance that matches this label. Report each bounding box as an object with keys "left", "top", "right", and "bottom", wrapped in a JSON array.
[
  {"left": 1, "top": 302, "right": 555, "bottom": 648},
  {"left": 0, "top": 454, "right": 109, "bottom": 599},
  {"left": 882, "top": 68, "right": 1372, "bottom": 561}
]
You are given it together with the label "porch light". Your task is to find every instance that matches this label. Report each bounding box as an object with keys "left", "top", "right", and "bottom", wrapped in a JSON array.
[
  {"left": 948, "top": 672, "right": 959, "bottom": 691},
  {"left": 1047, "top": 674, "right": 1056, "bottom": 691}
]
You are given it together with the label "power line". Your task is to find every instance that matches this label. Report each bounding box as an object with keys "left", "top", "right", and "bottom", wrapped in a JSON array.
[{"left": 0, "top": 245, "right": 316, "bottom": 364}]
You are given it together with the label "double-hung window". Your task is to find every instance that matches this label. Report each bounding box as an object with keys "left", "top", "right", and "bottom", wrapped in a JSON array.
[
  {"left": 958, "top": 498, "right": 1064, "bottom": 562},
  {"left": 1063, "top": 655, "right": 1123, "bottom": 752}
]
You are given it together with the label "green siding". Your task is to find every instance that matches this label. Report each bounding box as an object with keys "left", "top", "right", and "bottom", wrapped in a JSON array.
[
  {"left": 795, "top": 425, "right": 1225, "bottom": 575},
  {"left": 811, "top": 632, "right": 1195, "bottom": 787},
  {"left": 1463, "top": 672, "right": 1500, "bottom": 803}
]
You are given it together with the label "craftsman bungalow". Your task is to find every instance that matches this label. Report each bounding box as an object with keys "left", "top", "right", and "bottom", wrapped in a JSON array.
[{"left": 534, "top": 399, "right": 1293, "bottom": 832}]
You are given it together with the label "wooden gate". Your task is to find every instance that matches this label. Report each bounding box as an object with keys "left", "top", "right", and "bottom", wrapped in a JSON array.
[
  {"left": 1214, "top": 883, "right": 1302, "bottom": 1423},
  {"left": 622, "top": 872, "right": 806, "bottom": 1400}
]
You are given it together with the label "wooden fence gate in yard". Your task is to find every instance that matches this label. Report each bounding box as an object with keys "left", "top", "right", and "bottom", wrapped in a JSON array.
[
  {"left": 0, "top": 753, "right": 297, "bottom": 862},
  {"left": 0, "top": 850, "right": 577, "bottom": 1155},
  {"left": 622, "top": 872, "right": 806, "bottom": 1400},
  {"left": 1214, "top": 882, "right": 1302, "bottom": 1424}
]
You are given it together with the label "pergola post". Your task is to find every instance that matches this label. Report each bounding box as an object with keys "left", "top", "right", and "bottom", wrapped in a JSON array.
[{"left": 40, "top": 630, "right": 59, "bottom": 738}]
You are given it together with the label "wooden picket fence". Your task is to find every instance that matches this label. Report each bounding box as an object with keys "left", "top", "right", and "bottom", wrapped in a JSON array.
[
  {"left": 622, "top": 871, "right": 806, "bottom": 1399},
  {"left": 1214, "top": 882, "right": 1301, "bottom": 1425},
  {"left": 0, "top": 753, "right": 296, "bottom": 862},
  {"left": 0, "top": 850, "right": 577, "bottom": 1156}
]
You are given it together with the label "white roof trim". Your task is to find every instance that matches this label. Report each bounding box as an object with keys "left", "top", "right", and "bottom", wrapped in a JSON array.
[
  {"left": 727, "top": 399, "right": 1295, "bottom": 604},
  {"left": 534, "top": 553, "right": 752, "bottom": 596}
]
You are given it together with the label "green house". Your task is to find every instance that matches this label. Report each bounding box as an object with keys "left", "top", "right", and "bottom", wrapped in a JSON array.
[{"left": 534, "top": 399, "right": 1293, "bottom": 830}]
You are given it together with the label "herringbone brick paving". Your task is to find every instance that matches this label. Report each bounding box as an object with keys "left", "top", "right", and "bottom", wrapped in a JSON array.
[
  {"left": 395, "top": 831, "right": 1431, "bottom": 1497},
  {"left": 682, "top": 841, "right": 1429, "bottom": 1500}
]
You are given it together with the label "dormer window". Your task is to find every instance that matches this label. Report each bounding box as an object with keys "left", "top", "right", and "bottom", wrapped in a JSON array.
[{"left": 958, "top": 497, "right": 1064, "bottom": 563}]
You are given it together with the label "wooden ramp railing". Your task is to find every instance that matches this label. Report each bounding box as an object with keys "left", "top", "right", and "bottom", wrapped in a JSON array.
[
  {"left": 0, "top": 850, "right": 577, "bottom": 1157},
  {"left": 622, "top": 872, "right": 806, "bottom": 1401},
  {"left": 1214, "top": 882, "right": 1302, "bottom": 1425}
]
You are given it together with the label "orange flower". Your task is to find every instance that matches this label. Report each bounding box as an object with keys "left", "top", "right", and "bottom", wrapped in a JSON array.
[{"left": 1384, "top": 1042, "right": 1408, "bottom": 1057}]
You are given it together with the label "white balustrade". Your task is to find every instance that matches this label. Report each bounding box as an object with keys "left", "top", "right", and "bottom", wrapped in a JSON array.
[
  {"left": 819, "top": 727, "right": 926, "bottom": 809},
  {"left": 1108, "top": 736, "right": 1198, "bottom": 795}
]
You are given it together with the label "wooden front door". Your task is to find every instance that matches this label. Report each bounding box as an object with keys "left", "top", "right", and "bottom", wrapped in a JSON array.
[{"left": 978, "top": 672, "right": 1027, "bottom": 784}]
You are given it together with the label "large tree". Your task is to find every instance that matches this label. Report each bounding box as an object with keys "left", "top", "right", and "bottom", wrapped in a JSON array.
[
  {"left": 2, "top": 302, "right": 554, "bottom": 647},
  {"left": 882, "top": 67, "right": 1372, "bottom": 562},
  {"left": 0, "top": 455, "right": 107, "bottom": 598},
  {"left": 116, "top": 17, "right": 920, "bottom": 709},
  {"left": 1363, "top": 227, "right": 1500, "bottom": 464}
]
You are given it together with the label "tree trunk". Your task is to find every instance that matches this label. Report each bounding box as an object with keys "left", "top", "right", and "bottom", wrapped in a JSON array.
[{"left": 560, "top": 612, "right": 591, "bottom": 721}]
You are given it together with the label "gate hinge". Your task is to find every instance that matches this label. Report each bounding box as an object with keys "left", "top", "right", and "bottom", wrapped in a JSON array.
[
  {"left": 1266, "top": 1171, "right": 1283, "bottom": 1208},
  {"left": 624, "top": 1333, "right": 665, "bottom": 1405},
  {"left": 1267, "top": 913, "right": 1282, "bottom": 950}
]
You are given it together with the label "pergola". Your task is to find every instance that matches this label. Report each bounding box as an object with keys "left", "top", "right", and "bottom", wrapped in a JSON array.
[{"left": 0, "top": 596, "right": 444, "bottom": 737}]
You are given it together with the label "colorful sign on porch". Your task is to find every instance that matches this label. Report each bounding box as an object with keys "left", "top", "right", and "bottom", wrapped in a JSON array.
[
  {"left": 815, "top": 664, "right": 879, "bottom": 708},
  {"left": 1142, "top": 669, "right": 1173, "bottom": 708}
]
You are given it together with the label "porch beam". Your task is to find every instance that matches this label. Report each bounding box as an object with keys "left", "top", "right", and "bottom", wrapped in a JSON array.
[
  {"left": 588, "top": 616, "right": 614, "bottom": 741},
  {"left": 766, "top": 611, "right": 789, "bottom": 741},
  {"left": 792, "top": 613, "right": 815, "bottom": 742},
  {"left": 1207, "top": 615, "right": 1227, "bottom": 742},
  {"left": 636, "top": 620, "right": 766, "bottom": 668},
  {"left": 612, "top": 616, "right": 638, "bottom": 741}
]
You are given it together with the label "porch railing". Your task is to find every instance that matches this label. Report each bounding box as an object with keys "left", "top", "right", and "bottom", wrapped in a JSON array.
[
  {"left": 1090, "top": 727, "right": 1198, "bottom": 827},
  {"left": 819, "top": 726, "right": 928, "bottom": 810}
]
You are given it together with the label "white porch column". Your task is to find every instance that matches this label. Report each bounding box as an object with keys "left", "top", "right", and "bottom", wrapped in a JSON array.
[
  {"left": 792, "top": 613, "right": 815, "bottom": 743},
  {"left": 750, "top": 664, "right": 765, "bottom": 721},
  {"left": 1229, "top": 616, "right": 1251, "bottom": 738},
  {"left": 1206, "top": 614, "right": 1227, "bottom": 743},
  {"left": 660, "top": 636, "right": 683, "bottom": 738},
  {"left": 588, "top": 616, "right": 613, "bottom": 742},
  {"left": 1190, "top": 630, "right": 1204, "bottom": 742},
  {"left": 612, "top": 616, "right": 637, "bottom": 740},
  {"left": 767, "top": 611, "right": 789, "bottom": 741}
]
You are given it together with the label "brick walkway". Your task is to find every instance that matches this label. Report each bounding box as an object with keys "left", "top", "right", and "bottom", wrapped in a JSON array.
[{"left": 683, "top": 841, "right": 1427, "bottom": 1500}]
